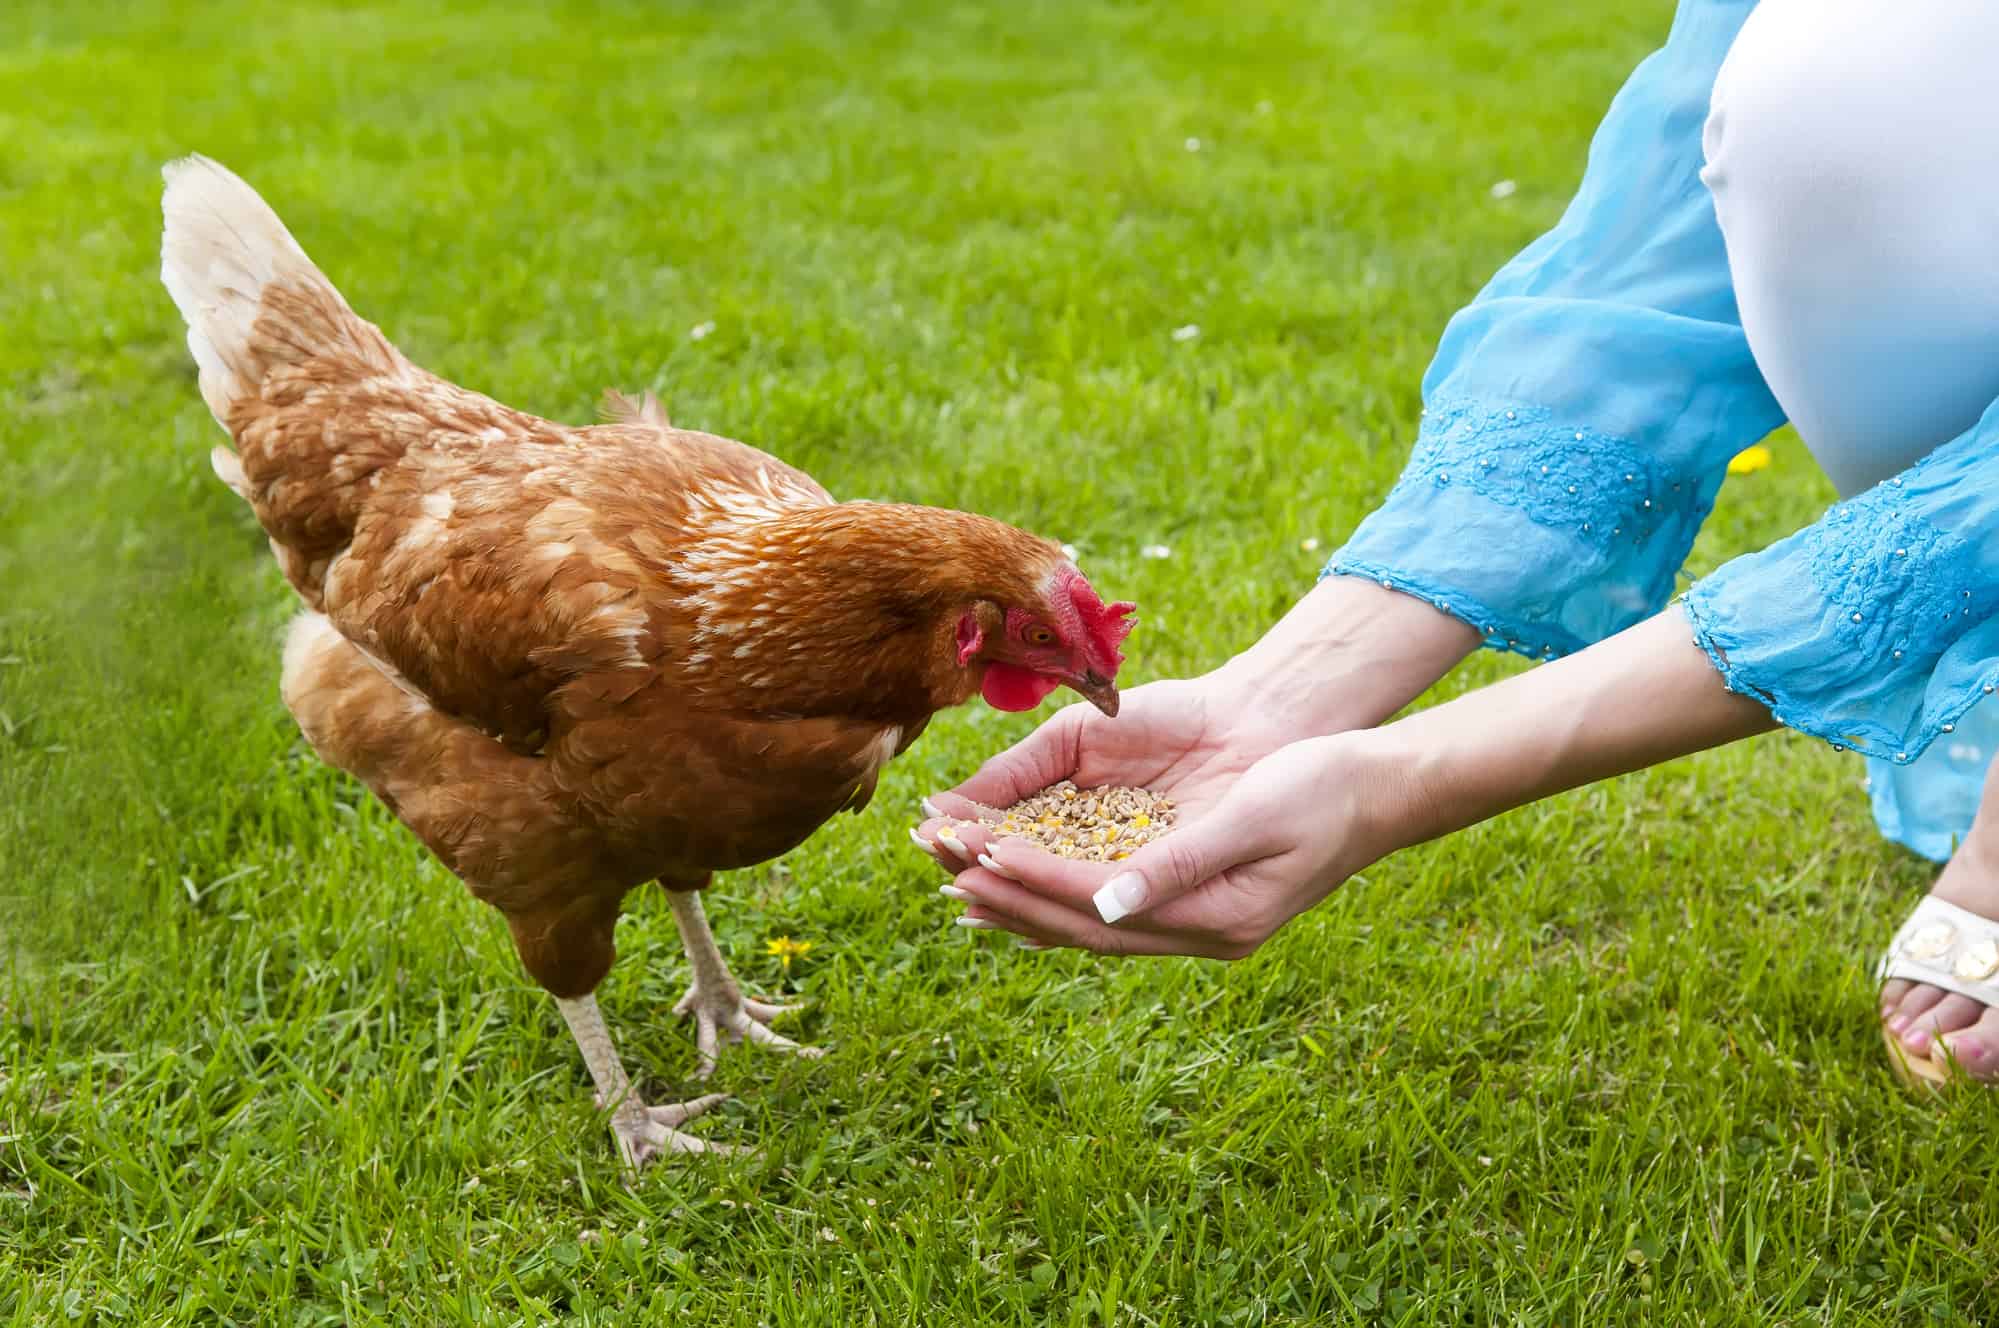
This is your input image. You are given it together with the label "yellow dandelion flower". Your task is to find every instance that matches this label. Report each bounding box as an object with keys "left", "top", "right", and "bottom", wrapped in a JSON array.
[
  {"left": 1727, "top": 445, "right": 1773, "bottom": 476},
  {"left": 765, "top": 935, "right": 814, "bottom": 972}
]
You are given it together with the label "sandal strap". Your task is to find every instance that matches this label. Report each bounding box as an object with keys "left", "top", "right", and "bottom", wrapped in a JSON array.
[{"left": 1877, "top": 895, "right": 1999, "bottom": 1007}]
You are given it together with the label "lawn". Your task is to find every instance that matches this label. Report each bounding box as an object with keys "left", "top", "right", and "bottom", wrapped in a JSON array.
[{"left": 4, "top": 0, "right": 1997, "bottom": 1323}]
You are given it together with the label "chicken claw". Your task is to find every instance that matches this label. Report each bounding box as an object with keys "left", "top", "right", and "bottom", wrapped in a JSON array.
[
  {"left": 674, "top": 982, "right": 825, "bottom": 1080},
  {"left": 610, "top": 1092, "right": 747, "bottom": 1170},
  {"left": 559, "top": 993, "right": 745, "bottom": 1171},
  {"left": 667, "top": 890, "right": 826, "bottom": 1078}
]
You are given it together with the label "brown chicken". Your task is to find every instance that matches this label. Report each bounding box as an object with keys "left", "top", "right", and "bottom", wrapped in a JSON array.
[{"left": 159, "top": 156, "right": 1135, "bottom": 1168}]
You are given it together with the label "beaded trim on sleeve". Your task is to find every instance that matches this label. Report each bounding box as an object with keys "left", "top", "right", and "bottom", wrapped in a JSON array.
[{"left": 1683, "top": 467, "right": 1999, "bottom": 765}]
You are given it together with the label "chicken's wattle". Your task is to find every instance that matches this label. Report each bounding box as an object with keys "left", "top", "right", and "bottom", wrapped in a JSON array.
[{"left": 981, "top": 661, "right": 1062, "bottom": 711}]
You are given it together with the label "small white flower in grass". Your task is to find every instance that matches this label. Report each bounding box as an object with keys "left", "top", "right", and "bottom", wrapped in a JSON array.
[
  {"left": 1141, "top": 543, "right": 1172, "bottom": 560},
  {"left": 1171, "top": 324, "right": 1200, "bottom": 342},
  {"left": 1489, "top": 179, "right": 1517, "bottom": 199},
  {"left": 1300, "top": 537, "right": 1321, "bottom": 552},
  {"left": 1184, "top": 137, "right": 1202, "bottom": 152},
  {"left": 689, "top": 321, "right": 716, "bottom": 341},
  {"left": 820, "top": 1227, "right": 840, "bottom": 1243}
]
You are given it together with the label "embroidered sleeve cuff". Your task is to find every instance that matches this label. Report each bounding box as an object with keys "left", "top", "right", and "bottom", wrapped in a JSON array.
[
  {"left": 1325, "top": 396, "right": 1726, "bottom": 659},
  {"left": 1683, "top": 463, "right": 1999, "bottom": 765}
]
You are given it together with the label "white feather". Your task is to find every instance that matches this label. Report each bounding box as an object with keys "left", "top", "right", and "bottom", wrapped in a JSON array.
[{"left": 159, "top": 154, "right": 340, "bottom": 430}]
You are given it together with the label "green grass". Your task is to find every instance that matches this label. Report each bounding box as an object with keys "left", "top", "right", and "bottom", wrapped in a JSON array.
[{"left": 4, "top": 1, "right": 1996, "bottom": 1322}]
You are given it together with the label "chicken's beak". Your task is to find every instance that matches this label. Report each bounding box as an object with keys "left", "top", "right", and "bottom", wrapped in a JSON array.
[{"left": 1069, "top": 669, "right": 1120, "bottom": 718}]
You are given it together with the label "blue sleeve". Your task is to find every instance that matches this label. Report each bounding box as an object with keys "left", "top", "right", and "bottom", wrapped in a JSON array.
[
  {"left": 1685, "top": 403, "right": 1999, "bottom": 767},
  {"left": 1328, "top": 0, "right": 1784, "bottom": 660}
]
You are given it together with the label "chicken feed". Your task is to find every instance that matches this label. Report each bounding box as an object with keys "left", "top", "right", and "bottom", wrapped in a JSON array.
[{"left": 975, "top": 780, "right": 1177, "bottom": 861}]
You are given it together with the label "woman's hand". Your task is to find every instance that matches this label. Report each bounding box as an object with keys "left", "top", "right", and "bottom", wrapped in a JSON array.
[{"left": 918, "top": 730, "right": 1401, "bottom": 959}]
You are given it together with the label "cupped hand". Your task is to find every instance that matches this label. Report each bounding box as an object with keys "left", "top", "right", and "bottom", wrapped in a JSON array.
[
  {"left": 921, "top": 671, "right": 1302, "bottom": 835},
  {"left": 915, "top": 717, "right": 1400, "bottom": 960}
]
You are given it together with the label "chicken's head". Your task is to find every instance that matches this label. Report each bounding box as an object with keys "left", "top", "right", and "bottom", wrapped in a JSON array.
[{"left": 954, "top": 564, "right": 1136, "bottom": 717}]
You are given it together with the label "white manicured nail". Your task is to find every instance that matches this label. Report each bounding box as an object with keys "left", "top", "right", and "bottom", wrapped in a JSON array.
[
  {"left": 1093, "top": 872, "right": 1148, "bottom": 925},
  {"left": 907, "top": 827, "right": 936, "bottom": 852},
  {"left": 939, "top": 884, "right": 974, "bottom": 902},
  {"left": 934, "top": 829, "right": 972, "bottom": 864},
  {"left": 976, "top": 852, "right": 1019, "bottom": 881},
  {"left": 955, "top": 917, "right": 1000, "bottom": 930},
  {"left": 921, "top": 797, "right": 945, "bottom": 818},
  {"left": 1017, "top": 939, "right": 1050, "bottom": 951}
]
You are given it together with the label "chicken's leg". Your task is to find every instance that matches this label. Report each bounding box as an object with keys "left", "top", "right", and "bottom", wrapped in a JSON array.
[
  {"left": 665, "top": 889, "right": 825, "bottom": 1078},
  {"left": 555, "top": 992, "right": 738, "bottom": 1170}
]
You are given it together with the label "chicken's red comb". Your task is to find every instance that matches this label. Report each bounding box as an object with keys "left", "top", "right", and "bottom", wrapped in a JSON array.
[{"left": 1062, "top": 570, "right": 1137, "bottom": 673}]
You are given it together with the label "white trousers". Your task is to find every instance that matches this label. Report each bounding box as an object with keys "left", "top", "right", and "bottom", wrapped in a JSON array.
[{"left": 1702, "top": 0, "right": 1999, "bottom": 498}]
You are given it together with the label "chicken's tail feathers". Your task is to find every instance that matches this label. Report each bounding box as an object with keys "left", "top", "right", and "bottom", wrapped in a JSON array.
[{"left": 160, "top": 154, "right": 401, "bottom": 426}]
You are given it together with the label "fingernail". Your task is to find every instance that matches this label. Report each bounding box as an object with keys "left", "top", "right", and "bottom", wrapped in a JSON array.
[
  {"left": 939, "top": 884, "right": 974, "bottom": 903},
  {"left": 955, "top": 917, "right": 1000, "bottom": 930},
  {"left": 1017, "top": 939, "right": 1050, "bottom": 951},
  {"left": 908, "top": 827, "right": 936, "bottom": 852},
  {"left": 977, "top": 852, "right": 1019, "bottom": 881},
  {"left": 921, "top": 797, "right": 944, "bottom": 818},
  {"left": 1093, "top": 872, "right": 1147, "bottom": 925},
  {"left": 935, "top": 829, "right": 972, "bottom": 864}
]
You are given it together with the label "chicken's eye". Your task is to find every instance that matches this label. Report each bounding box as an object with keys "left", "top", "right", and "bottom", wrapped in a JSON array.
[{"left": 1023, "top": 624, "right": 1055, "bottom": 646}]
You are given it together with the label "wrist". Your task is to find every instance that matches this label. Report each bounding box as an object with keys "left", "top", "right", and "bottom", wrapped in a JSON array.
[
  {"left": 1215, "top": 575, "right": 1480, "bottom": 735},
  {"left": 1276, "top": 730, "right": 1436, "bottom": 885}
]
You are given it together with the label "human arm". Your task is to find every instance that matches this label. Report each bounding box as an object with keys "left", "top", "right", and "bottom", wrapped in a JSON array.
[
  {"left": 922, "top": 0, "right": 1787, "bottom": 920},
  {"left": 936, "top": 608, "right": 1776, "bottom": 958}
]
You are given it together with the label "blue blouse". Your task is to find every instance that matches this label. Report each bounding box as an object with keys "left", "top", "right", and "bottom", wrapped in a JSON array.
[{"left": 1327, "top": 0, "right": 1999, "bottom": 860}]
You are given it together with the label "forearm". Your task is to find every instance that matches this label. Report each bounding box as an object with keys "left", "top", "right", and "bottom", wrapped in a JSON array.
[
  {"left": 1360, "top": 607, "right": 1777, "bottom": 850},
  {"left": 1219, "top": 576, "right": 1481, "bottom": 735}
]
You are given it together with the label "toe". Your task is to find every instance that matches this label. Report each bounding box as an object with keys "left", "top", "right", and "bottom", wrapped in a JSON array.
[
  {"left": 742, "top": 1019, "right": 824, "bottom": 1059},
  {"left": 1879, "top": 978, "right": 1915, "bottom": 1021},
  {"left": 694, "top": 1014, "right": 721, "bottom": 1079},
  {"left": 1903, "top": 992, "right": 1985, "bottom": 1056},
  {"left": 648, "top": 1092, "right": 730, "bottom": 1128},
  {"left": 1937, "top": 1003, "right": 1999, "bottom": 1080},
  {"left": 1887, "top": 982, "right": 1946, "bottom": 1037}
]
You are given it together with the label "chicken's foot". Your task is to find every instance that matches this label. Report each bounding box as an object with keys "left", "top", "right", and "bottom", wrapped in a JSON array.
[
  {"left": 666, "top": 889, "right": 826, "bottom": 1079},
  {"left": 555, "top": 992, "right": 742, "bottom": 1171}
]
